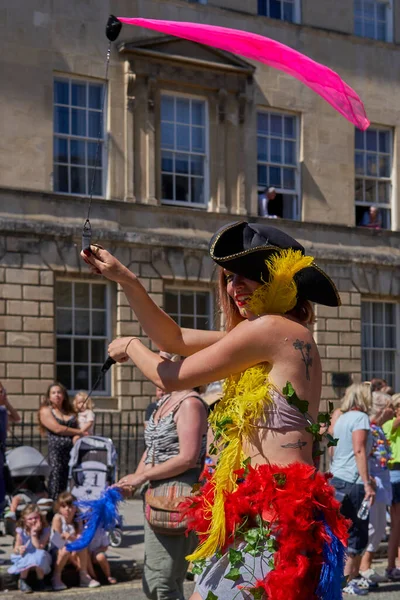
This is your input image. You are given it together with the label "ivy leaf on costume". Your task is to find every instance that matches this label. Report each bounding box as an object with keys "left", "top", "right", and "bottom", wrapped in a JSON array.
[
  {"left": 192, "top": 559, "right": 207, "bottom": 575},
  {"left": 317, "top": 412, "right": 331, "bottom": 424},
  {"left": 326, "top": 434, "right": 338, "bottom": 447},
  {"left": 250, "top": 587, "right": 265, "bottom": 600},
  {"left": 225, "top": 567, "right": 241, "bottom": 581},
  {"left": 228, "top": 548, "right": 243, "bottom": 566},
  {"left": 283, "top": 381, "right": 309, "bottom": 414},
  {"left": 306, "top": 423, "right": 322, "bottom": 441},
  {"left": 206, "top": 592, "right": 218, "bottom": 600}
]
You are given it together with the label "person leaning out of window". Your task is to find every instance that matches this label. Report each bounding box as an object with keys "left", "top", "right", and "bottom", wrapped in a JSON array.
[{"left": 330, "top": 383, "right": 376, "bottom": 593}]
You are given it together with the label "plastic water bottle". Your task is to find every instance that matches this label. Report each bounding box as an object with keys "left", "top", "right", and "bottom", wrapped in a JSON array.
[{"left": 357, "top": 499, "right": 370, "bottom": 520}]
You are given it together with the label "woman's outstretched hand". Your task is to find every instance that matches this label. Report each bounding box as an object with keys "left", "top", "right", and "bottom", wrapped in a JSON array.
[
  {"left": 80, "top": 246, "right": 134, "bottom": 284},
  {"left": 108, "top": 337, "right": 135, "bottom": 363}
]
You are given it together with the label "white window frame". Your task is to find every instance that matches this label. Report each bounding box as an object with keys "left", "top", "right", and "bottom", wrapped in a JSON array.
[
  {"left": 257, "top": 109, "right": 301, "bottom": 220},
  {"left": 354, "top": 0, "right": 393, "bottom": 43},
  {"left": 361, "top": 299, "right": 400, "bottom": 390},
  {"left": 354, "top": 125, "right": 393, "bottom": 230},
  {"left": 164, "top": 287, "right": 214, "bottom": 330},
  {"left": 160, "top": 91, "right": 209, "bottom": 209},
  {"left": 257, "top": 0, "right": 301, "bottom": 24},
  {"left": 53, "top": 76, "right": 107, "bottom": 198},
  {"left": 55, "top": 280, "right": 112, "bottom": 396}
]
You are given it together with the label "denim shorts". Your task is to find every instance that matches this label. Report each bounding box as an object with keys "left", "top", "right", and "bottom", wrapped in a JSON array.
[
  {"left": 392, "top": 481, "right": 400, "bottom": 505},
  {"left": 331, "top": 477, "right": 369, "bottom": 555}
]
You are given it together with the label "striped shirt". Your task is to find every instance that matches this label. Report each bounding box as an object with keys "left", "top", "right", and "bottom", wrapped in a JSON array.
[{"left": 144, "top": 390, "right": 207, "bottom": 467}]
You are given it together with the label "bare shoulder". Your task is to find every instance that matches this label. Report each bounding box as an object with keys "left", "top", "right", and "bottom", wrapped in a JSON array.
[{"left": 39, "top": 405, "right": 51, "bottom": 417}]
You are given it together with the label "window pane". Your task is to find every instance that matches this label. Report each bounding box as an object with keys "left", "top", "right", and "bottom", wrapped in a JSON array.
[
  {"left": 91, "top": 366, "right": 106, "bottom": 391},
  {"left": 283, "top": 168, "right": 295, "bottom": 190},
  {"left": 269, "top": 0, "right": 282, "bottom": 19},
  {"left": 176, "top": 125, "right": 190, "bottom": 151},
  {"left": 258, "top": 164, "right": 267, "bottom": 187},
  {"left": 283, "top": 1, "right": 294, "bottom": 22},
  {"left": 379, "top": 155, "right": 390, "bottom": 178},
  {"left": 284, "top": 116, "right": 295, "bottom": 138},
  {"left": 75, "top": 310, "right": 90, "bottom": 335},
  {"left": 258, "top": 137, "right": 268, "bottom": 162},
  {"left": 196, "top": 292, "right": 209, "bottom": 315},
  {"left": 365, "top": 179, "right": 375, "bottom": 202},
  {"left": 92, "top": 339, "right": 105, "bottom": 363},
  {"left": 54, "top": 80, "right": 69, "bottom": 105},
  {"left": 269, "top": 166, "right": 281, "bottom": 187},
  {"left": 177, "top": 98, "right": 190, "bottom": 124},
  {"left": 378, "top": 181, "right": 389, "bottom": 204},
  {"left": 366, "top": 130, "right": 377, "bottom": 151},
  {"left": 181, "top": 316, "right": 194, "bottom": 328},
  {"left": 162, "top": 174, "right": 174, "bottom": 200},
  {"left": 355, "top": 129, "right": 364, "bottom": 150},
  {"left": 56, "top": 282, "right": 72, "bottom": 307},
  {"left": 165, "top": 292, "right": 178, "bottom": 314},
  {"left": 191, "top": 177, "right": 204, "bottom": 203},
  {"left": 74, "top": 365, "right": 89, "bottom": 390},
  {"left": 92, "top": 285, "right": 106, "bottom": 309},
  {"left": 176, "top": 154, "right": 189, "bottom": 174},
  {"left": 87, "top": 142, "right": 102, "bottom": 167},
  {"left": 57, "top": 338, "right": 71, "bottom": 362},
  {"left": 54, "top": 165, "right": 69, "bottom": 193},
  {"left": 364, "top": 20, "right": 375, "bottom": 39},
  {"left": 372, "top": 302, "right": 383, "bottom": 324},
  {"left": 377, "top": 3, "right": 386, "bottom": 20},
  {"left": 196, "top": 317, "right": 209, "bottom": 330},
  {"left": 92, "top": 311, "right": 106, "bottom": 336},
  {"left": 54, "top": 106, "right": 69, "bottom": 134},
  {"left": 191, "top": 155, "right": 204, "bottom": 176},
  {"left": 72, "top": 83, "right": 86, "bottom": 107},
  {"left": 88, "top": 111, "right": 101, "bottom": 138},
  {"left": 192, "top": 101, "right": 205, "bottom": 126},
  {"left": 57, "top": 309, "right": 73, "bottom": 334},
  {"left": 176, "top": 176, "right": 189, "bottom": 202},
  {"left": 57, "top": 365, "right": 72, "bottom": 390},
  {"left": 71, "top": 108, "right": 86, "bottom": 136},
  {"left": 54, "top": 138, "right": 68, "bottom": 163},
  {"left": 366, "top": 154, "right": 377, "bottom": 176},
  {"left": 258, "top": 113, "right": 269, "bottom": 134},
  {"left": 161, "top": 151, "right": 174, "bottom": 173},
  {"left": 377, "top": 21, "right": 386, "bottom": 41},
  {"left": 284, "top": 141, "right": 296, "bottom": 165},
  {"left": 386, "top": 326, "right": 396, "bottom": 349},
  {"left": 87, "top": 169, "right": 102, "bottom": 196},
  {"left": 379, "top": 131, "right": 389, "bottom": 153},
  {"left": 270, "top": 139, "right": 282, "bottom": 163},
  {"left": 181, "top": 292, "right": 194, "bottom": 314},
  {"left": 70, "top": 140, "right": 86, "bottom": 165},
  {"left": 75, "top": 283, "right": 89, "bottom": 307},
  {"left": 161, "top": 96, "right": 174, "bottom": 121},
  {"left": 161, "top": 123, "right": 174, "bottom": 149},
  {"left": 385, "top": 303, "right": 395, "bottom": 322},
  {"left": 89, "top": 84, "right": 102, "bottom": 109},
  {"left": 74, "top": 339, "right": 88, "bottom": 362},
  {"left": 191, "top": 127, "right": 205, "bottom": 152},
  {"left": 372, "top": 326, "right": 384, "bottom": 348},
  {"left": 355, "top": 179, "right": 364, "bottom": 201},
  {"left": 270, "top": 114, "right": 283, "bottom": 136}
]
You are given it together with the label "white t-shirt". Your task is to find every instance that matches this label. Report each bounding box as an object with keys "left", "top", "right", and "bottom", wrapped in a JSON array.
[{"left": 77, "top": 409, "right": 95, "bottom": 435}]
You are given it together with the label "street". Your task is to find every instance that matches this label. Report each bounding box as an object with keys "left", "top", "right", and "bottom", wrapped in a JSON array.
[{"left": 2, "top": 578, "right": 400, "bottom": 599}]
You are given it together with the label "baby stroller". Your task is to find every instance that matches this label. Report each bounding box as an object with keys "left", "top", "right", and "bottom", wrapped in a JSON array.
[
  {"left": 68, "top": 436, "right": 123, "bottom": 547},
  {"left": 3, "top": 446, "right": 54, "bottom": 535}
]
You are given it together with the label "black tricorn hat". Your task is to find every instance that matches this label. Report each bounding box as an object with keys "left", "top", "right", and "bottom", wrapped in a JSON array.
[{"left": 209, "top": 221, "right": 340, "bottom": 307}]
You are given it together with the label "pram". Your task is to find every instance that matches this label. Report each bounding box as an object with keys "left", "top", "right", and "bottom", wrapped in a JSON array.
[
  {"left": 68, "top": 436, "right": 123, "bottom": 547},
  {"left": 2, "top": 446, "right": 54, "bottom": 535}
]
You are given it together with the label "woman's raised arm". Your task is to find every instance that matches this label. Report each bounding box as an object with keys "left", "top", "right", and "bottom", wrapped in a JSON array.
[{"left": 81, "top": 246, "right": 224, "bottom": 355}]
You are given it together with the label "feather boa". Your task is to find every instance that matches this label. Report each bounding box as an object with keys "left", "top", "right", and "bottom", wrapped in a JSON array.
[
  {"left": 182, "top": 463, "right": 349, "bottom": 600},
  {"left": 66, "top": 487, "right": 123, "bottom": 551}
]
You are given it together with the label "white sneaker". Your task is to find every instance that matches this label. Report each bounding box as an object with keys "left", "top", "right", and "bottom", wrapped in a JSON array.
[
  {"left": 360, "top": 568, "right": 386, "bottom": 583},
  {"left": 52, "top": 576, "right": 67, "bottom": 591},
  {"left": 343, "top": 580, "right": 368, "bottom": 596},
  {"left": 79, "top": 573, "right": 101, "bottom": 588}
]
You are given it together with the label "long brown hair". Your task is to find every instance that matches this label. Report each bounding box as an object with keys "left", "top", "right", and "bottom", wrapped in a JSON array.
[
  {"left": 38, "top": 382, "right": 74, "bottom": 434},
  {"left": 54, "top": 491, "right": 79, "bottom": 533},
  {"left": 217, "top": 266, "right": 315, "bottom": 330},
  {"left": 17, "top": 504, "right": 47, "bottom": 534}
]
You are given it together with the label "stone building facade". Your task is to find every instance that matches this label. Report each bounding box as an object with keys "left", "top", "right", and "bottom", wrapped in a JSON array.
[{"left": 1, "top": 0, "right": 400, "bottom": 415}]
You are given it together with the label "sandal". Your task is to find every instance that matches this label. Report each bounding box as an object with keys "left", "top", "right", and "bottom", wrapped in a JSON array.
[{"left": 108, "top": 577, "right": 117, "bottom": 585}]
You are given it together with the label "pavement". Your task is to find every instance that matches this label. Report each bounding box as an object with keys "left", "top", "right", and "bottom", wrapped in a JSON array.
[
  {"left": 1, "top": 499, "right": 399, "bottom": 598},
  {"left": 0, "top": 499, "right": 145, "bottom": 591}
]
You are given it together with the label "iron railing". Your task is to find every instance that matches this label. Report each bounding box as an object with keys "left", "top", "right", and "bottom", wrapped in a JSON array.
[{"left": 6, "top": 410, "right": 147, "bottom": 477}]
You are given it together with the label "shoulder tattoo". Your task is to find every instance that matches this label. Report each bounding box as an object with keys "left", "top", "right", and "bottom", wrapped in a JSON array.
[{"left": 293, "top": 339, "right": 313, "bottom": 381}]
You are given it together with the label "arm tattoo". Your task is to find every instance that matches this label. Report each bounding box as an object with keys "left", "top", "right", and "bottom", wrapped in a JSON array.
[
  {"left": 293, "top": 339, "right": 313, "bottom": 380},
  {"left": 281, "top": 439, "right": 308, "bottom": 450}
]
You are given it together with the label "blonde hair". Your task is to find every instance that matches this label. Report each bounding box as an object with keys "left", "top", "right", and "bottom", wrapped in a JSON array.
[
  {"left": 370, "top": 391, "right": 392, "bottom": 420},
  {"left": 340, "top": 383, "right": 372, "bottom": 414},
  {"left": 392, "top": 393, "right": 400, "bottom": 408},
  {"left": 17, "top": 504, "right": 47, "bottom": 534},
  {"left": 73, "top": 390, "right": 93, "bottom": 411}
]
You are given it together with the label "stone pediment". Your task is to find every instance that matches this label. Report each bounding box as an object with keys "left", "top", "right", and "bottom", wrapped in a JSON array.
[{"left": 119, "top": 36, "right": 254, "bottom": 75}]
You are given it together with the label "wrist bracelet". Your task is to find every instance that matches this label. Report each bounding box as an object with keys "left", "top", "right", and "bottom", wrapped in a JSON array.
[{"left": 125, "top": 337, "right": 139, "bottom": 354}]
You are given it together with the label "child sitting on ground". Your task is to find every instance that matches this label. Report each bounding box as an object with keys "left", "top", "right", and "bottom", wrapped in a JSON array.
[
  {"left": 87, "top": 526, "right": 117, "bottom": 585},
  {"left": 73, "top": 392, "right": 95, "bottom": 444},
  {"left": 8, "top": 504, "right": 52, "bottom": 593},
  {"left": 50, "top": 491, "right": 100, "bottom": 590}
]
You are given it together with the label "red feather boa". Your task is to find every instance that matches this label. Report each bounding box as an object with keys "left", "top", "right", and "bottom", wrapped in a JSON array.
[{"left": 182, "top": 463, "right": 349, "bottom": 600}]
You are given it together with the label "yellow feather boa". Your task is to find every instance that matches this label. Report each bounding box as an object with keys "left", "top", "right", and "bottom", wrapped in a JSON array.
[{"left": 187, "top": 249, "right": 314, "bottom": 561}]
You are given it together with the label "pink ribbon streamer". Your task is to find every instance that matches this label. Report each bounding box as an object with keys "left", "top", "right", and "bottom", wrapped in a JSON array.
[{"left": 118, "top": 17, "right": 369, "bottom": 130}]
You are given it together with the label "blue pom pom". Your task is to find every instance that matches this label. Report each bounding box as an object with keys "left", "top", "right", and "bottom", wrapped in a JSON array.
[
  {"left": 66, "top": 487, "right": 123, "bottom": 552},
  {"left": 316, "top": 519, "right": 346, "bottom": 600}
]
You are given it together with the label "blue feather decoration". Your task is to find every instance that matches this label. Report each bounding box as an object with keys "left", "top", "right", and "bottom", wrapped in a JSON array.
[
  {"left": 316, "top": 518, "right": 346, "bottom": 600},
  {"left": 66, "top": 487, "right": 123, "bottom": 552}
]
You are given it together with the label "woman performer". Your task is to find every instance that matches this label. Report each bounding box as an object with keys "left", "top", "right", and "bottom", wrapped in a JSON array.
[{"left": 82, "top": 221, "right": 348, "bottom": 600}]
